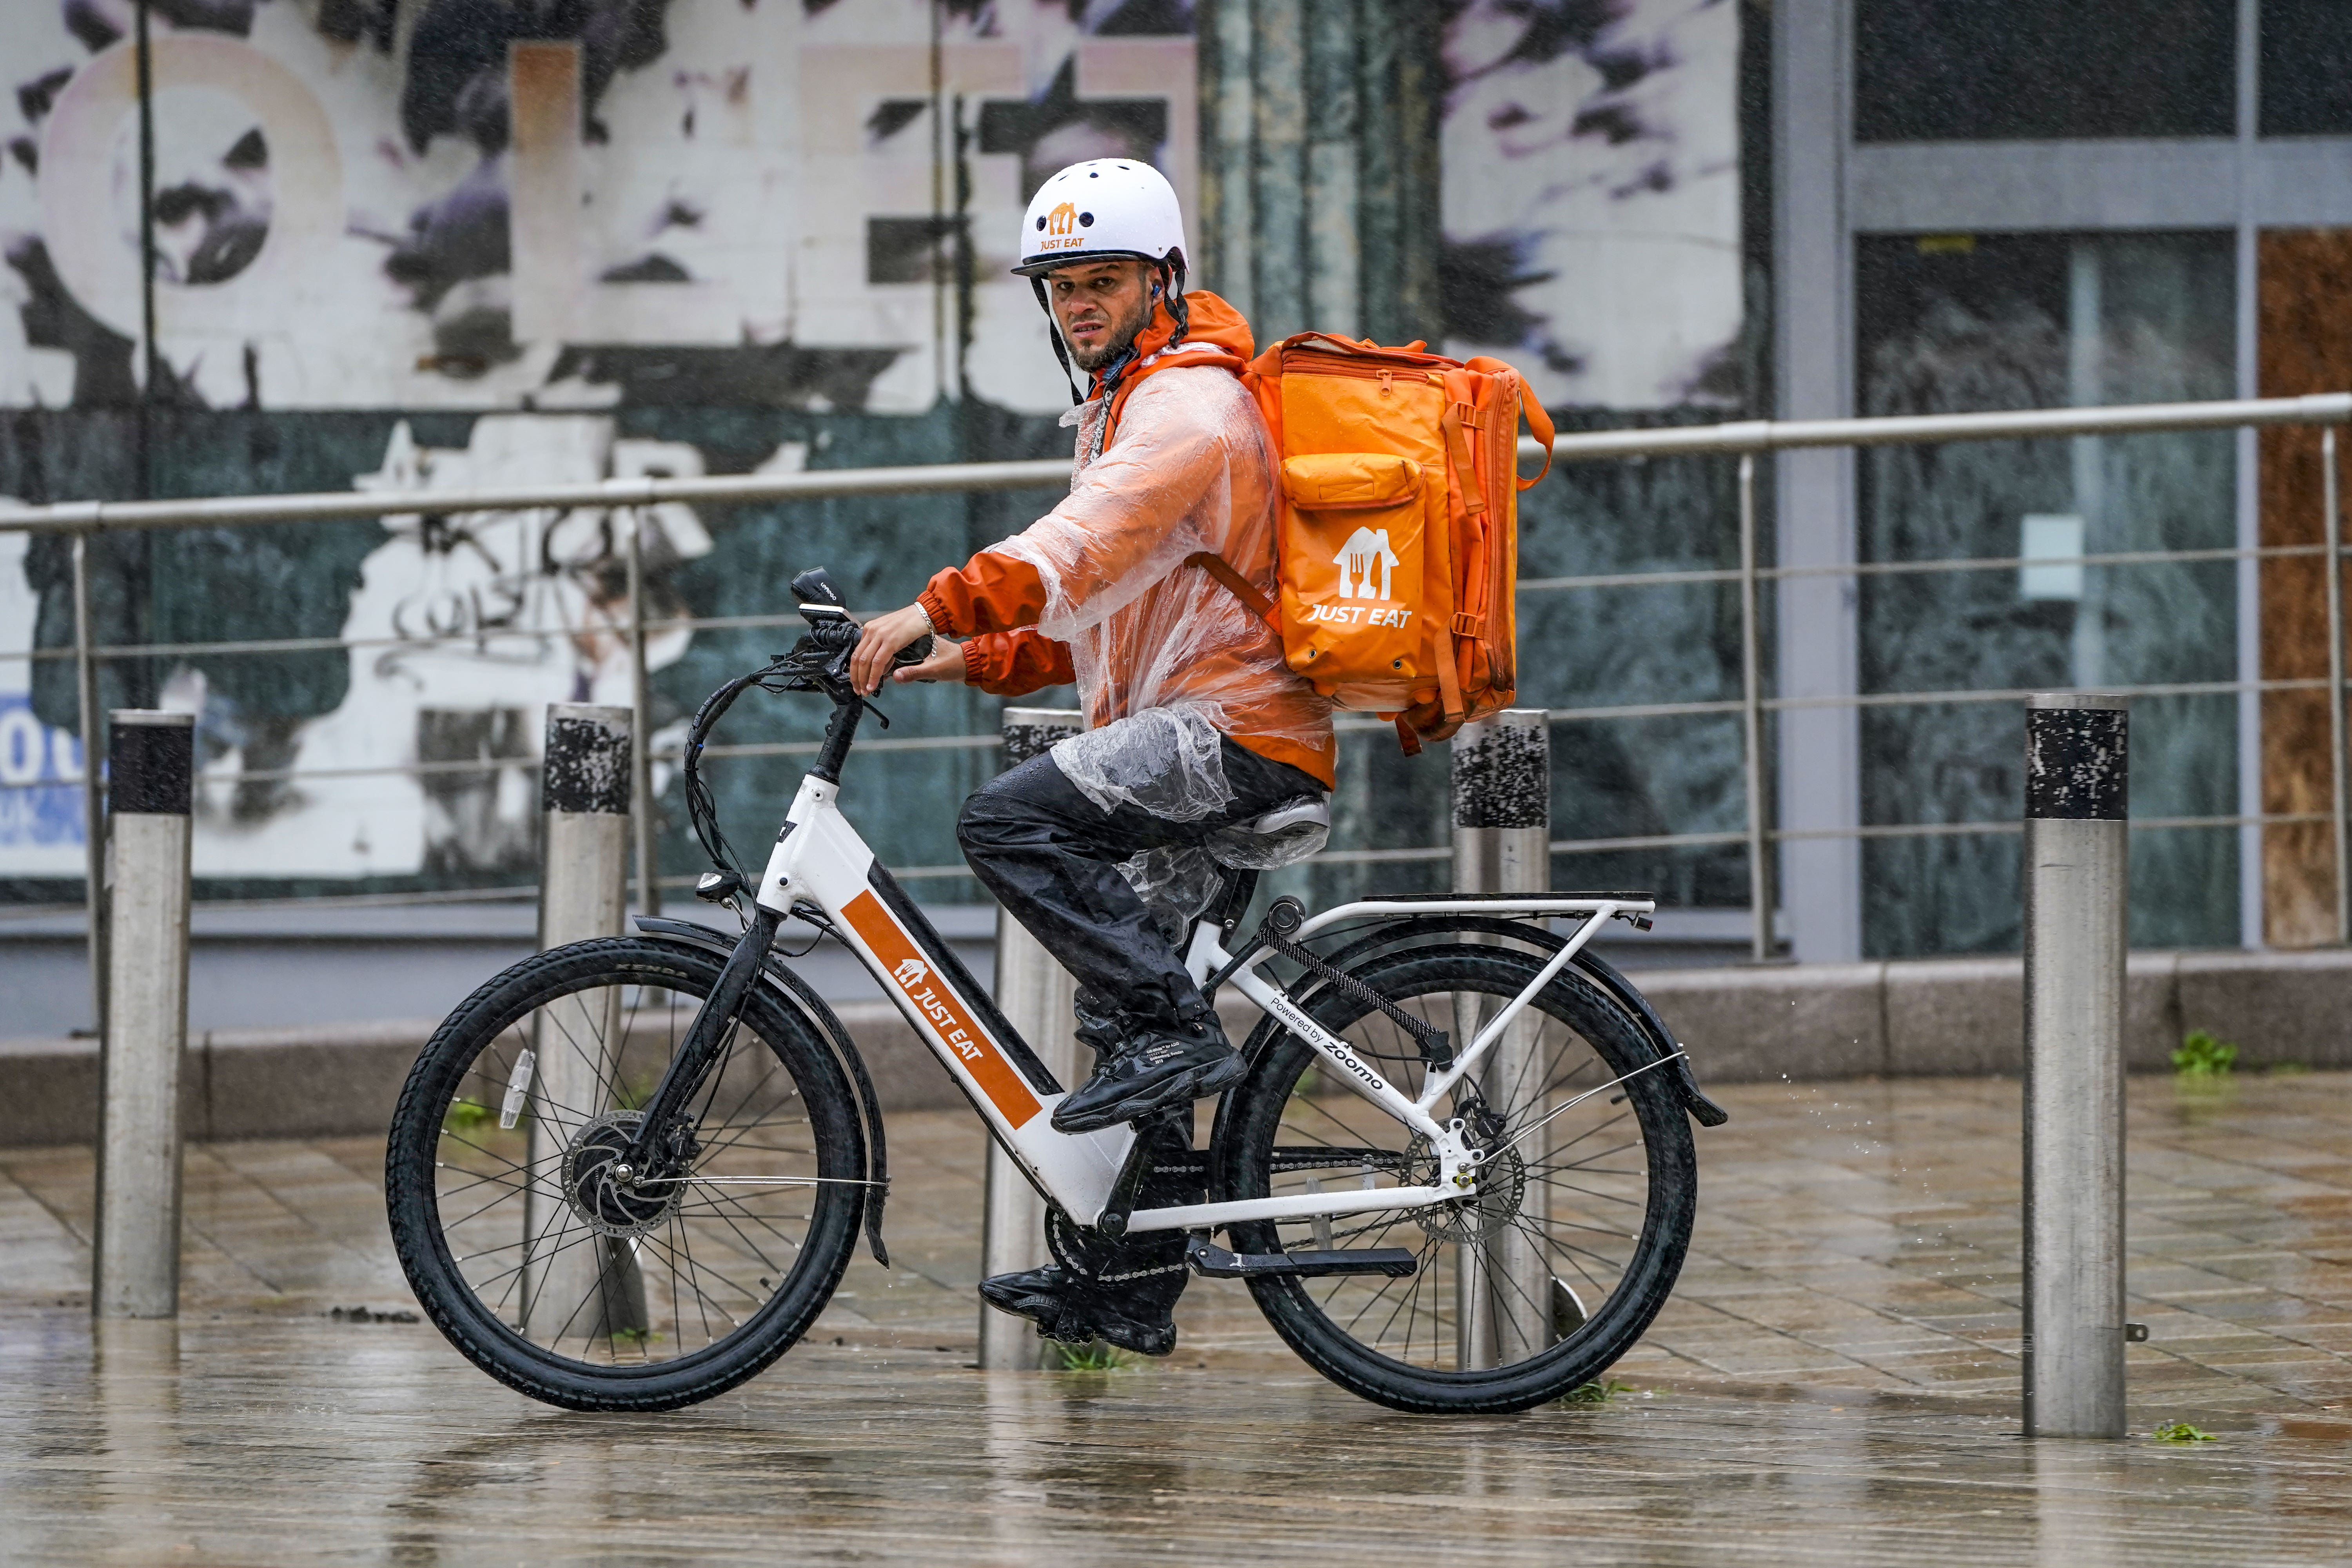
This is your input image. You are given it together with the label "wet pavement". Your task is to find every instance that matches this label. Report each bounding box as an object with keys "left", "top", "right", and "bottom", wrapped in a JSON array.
[{"left": 6, "top": 1071, "right": 2352, "bottom": 1563}]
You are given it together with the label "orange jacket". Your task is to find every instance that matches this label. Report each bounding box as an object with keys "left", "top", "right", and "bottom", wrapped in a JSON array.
[{"left": 919, "top": 292, "right": 1336, "bottom": 788}]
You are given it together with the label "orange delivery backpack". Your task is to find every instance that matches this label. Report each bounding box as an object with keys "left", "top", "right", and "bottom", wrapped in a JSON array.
[{"left": 1185, "top": 333, "right": 1554, "bottom": 753}]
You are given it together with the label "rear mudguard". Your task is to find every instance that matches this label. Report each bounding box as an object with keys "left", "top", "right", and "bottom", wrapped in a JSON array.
[
  {"left": 633, "top": 915, "right": 895, "bottom": 1266},
  {"left": 1225, "top": 913, "right": 1728, "bottom": 1129}
]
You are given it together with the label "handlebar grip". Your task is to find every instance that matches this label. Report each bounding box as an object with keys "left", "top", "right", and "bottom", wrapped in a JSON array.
[{"left": 892, "top": 634, "right": 935, "bottom": 669}]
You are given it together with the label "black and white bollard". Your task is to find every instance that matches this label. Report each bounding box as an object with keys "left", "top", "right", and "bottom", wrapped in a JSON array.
[
  {"left": 524, "top": 704, "right": 644, "bottom": 1343},
  {"left": 2023, "top": 693, "right": 2130, "bottom": 1438},
  {"left": 1451, "top": 710, "right": 1554, "bottom": 1368},
  {"left": 979, "top": 707, "right": 1083, "bottom": 1370},
  {"left": 93, "top": 710, "right": 195, "bottom": 1320}
]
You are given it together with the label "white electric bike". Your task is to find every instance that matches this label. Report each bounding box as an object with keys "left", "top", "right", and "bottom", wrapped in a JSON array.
[{"left": 386, "top": 569, "right": 1724, "bottom": 1414}]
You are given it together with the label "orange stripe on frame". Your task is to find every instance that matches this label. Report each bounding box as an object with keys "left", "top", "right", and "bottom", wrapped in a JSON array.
[{"left": 840, "top": 890, "right": 1042, "bottom": 1128}]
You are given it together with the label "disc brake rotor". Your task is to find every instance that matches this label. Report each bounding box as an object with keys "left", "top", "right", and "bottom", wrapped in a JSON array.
[
  {"left": 1421, "top": 1143, "right": 1528, "bottom": 1245},
  {"left": 561, "top": 1111, "right": 691, "bottom": 1238}
]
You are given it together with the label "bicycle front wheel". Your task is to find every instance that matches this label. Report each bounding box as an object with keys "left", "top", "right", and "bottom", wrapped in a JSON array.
[
  {"left": 385, "top": 936, "right": 866, "bottom": 1411},
  {"left": 1214, "top": 940, "right": 1697, "bottom": 1413}
]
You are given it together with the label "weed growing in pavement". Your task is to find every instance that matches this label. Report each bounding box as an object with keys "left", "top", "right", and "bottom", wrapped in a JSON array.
[
  {"left": 2172, "top": 1029, "right": 2238, "bottom": 1078},
  {"left": 1558, "top": 1378, "right": 1632, "bottom": 1405},
  {"left": 2151, "top": 1421, "right": 2218, "bottom": 1444},
  {"left": 610, "top": 1326, "right": 662, "bottom": 1346},
  {"left": 1049, "top": 1341, "right": 1134, "bottom": 1372},
  {"left": 445, "top": 1099, "right": 492, "bottom": 1132}
]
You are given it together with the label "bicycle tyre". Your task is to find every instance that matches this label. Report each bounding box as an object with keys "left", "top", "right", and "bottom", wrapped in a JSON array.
[
  {"left": 1212, "top": 940, "right": 1697, "bottom": 1414},
  {"left": 386, "top": 935, "right": 865, "bottom": 1412}
]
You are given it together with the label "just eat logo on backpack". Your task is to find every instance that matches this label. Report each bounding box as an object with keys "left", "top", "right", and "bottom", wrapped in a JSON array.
[{"left": 1189, "top": 334, "right": 1554, "bottom": 754}]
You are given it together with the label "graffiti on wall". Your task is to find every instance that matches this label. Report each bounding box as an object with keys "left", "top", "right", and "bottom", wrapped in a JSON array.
[
  {"left": 0, "top": 0, "right": 1747, "bottom": 882},
  {"left": 0, "top": 0, "right": 1199, "bottom": 416},
  {"left": 1441, "top": 0, "right": 1742, "bottom": 409},
  {"left": 0, "top": 0, "right": 1197, "bottom": 876}
]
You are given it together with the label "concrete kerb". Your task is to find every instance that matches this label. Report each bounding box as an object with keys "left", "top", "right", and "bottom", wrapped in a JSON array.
[
  {"left": 1637, "top": 960, "right": 1887, "bottom": 1082},
  {"left": 5, "top": 947, "right": 2349, "bottom": 1147}
]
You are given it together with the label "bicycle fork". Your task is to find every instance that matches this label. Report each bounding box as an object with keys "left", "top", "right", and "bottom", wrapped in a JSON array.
[{"left": 619, "top": 906, "right": 784, "bottom": 1178}]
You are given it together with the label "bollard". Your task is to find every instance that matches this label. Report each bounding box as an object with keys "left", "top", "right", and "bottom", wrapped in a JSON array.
[
  {"left": 1451, "top": 710, "right": 1553, "bottom": 1368},
  {"left": 979, "top": 707, "right": 1083, "bottom": 1370},
  {"left": 93, "top": 710, "right": 194, "bottom": 1320},
  {"left": 2022, "top": 693, "right": 2129, "bottom": 1438},
  {"left": 523, "top": 704, "right": 645, "bottom": 1343}
]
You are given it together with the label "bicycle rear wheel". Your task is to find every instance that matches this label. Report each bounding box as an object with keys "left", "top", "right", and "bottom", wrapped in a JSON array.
[
  {"left": 1213, "top": 939, "right": 1697, "bottom": 1413},
  {"left": 385, "top": 935, "right": 865, "bottom": 1411}
]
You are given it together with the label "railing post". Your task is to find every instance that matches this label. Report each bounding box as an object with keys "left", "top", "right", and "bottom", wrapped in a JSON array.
[
  {"left": 2022, "top": 693, "right": 2129, "bottom": 1438},
  {"left": 523, "top": 704, "right": 644, "bottom": 1344},
  {"left": 624, "top": 515, "right": 661, "bottom": 920},
  {"left": 1738, "top": 451, "right": 1776, "bottom": 962},
  {"left": 73, "top": 534, "right": 106, "bottom": 1038},
  {"left": 92, "top": 710, "right": 193, "bottom": 1320},
  {"left": 1451, "top": 710, "right": 1552, "bottom": 1368},
  {"left": 980, "top": 707, "right": 1082, "bottom": 1370},
  {"left": 2325, "top": 426, "right": 2348, "bottom": 945}
]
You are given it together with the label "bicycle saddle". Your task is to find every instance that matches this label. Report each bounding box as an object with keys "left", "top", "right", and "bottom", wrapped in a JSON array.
[{"left": 1243, "top": 797, "right": 1329, "bottom": 838}]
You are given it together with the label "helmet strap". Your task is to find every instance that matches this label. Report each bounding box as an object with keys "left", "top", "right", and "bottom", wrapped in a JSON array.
[
  {"left": 1030, "top": 276, "right": 1083, "bottom": 406},
  {"left": 1165, "top": 260, "right": 1190, "bottom": 344}
]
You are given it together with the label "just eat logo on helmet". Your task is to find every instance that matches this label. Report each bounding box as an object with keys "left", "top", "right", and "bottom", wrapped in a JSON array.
[{"left": 1045, "top": 202, "right": 1078, "bottom": 236}]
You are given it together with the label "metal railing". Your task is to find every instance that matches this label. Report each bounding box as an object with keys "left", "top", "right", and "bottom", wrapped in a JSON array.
[{"left": 5, "top": 392, "right": 2348, "bottom": 1000}]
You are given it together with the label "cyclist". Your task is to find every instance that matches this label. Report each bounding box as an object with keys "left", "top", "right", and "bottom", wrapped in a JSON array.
[{"left": 849, "top": 158, "right": 1334, "bottom": 1356}]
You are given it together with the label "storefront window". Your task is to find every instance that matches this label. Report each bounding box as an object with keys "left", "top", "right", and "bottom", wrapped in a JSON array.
[
  {"left": 2261, "top": 0, "right": 2352, "bottom": 136},
  {"left": 1854, "top": 231, "right": 2238, "bottom": 956},
  {"left": 1855, "top": 0, "right": 2234, "bottom": 142}
]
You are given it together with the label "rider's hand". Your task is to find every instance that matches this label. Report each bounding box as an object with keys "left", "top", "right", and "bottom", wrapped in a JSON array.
[
  {"left": 891, "top": 635, "right": 966, "bottom": 686},
  {"left": 849, "top": 602, "right": 938, "bottom": 697}
]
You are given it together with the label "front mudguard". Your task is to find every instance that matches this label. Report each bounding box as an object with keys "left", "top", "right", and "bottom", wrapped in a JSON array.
[{"left": 632, "top": 915, "right": 896, "bottom": 1265}]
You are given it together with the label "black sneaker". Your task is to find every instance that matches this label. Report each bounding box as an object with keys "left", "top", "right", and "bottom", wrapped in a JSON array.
[
  {"left": 1049, "top": 1015, "right": 1248, "bottom": 1134},
  {"left": 977, "top": 1264, "right": 1179, "bottom": 1357}
]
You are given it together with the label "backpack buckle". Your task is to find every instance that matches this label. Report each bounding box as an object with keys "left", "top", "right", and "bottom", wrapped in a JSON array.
[{"left": 1451, "top": 612, "right": 1485, "bottom": 637}]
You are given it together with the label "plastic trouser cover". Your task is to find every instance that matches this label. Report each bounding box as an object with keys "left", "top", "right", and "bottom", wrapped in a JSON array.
[
  {"left": 961, "top": 739, "right": 1322, "bottom": 1017},
  {"left": 1117, "top": 797, "right": 1330, "bottom": 942},
  {"left": 1051, "top": 706, "right": 1232, "bottom": 822},
  {"left": 1115, "top": 845, "right": 1229, "bottom": 944}
]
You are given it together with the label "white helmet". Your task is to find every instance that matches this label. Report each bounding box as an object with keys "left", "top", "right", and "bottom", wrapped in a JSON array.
[{"left": 1011, "top": 158, "right": 1188, "bottom": 278}]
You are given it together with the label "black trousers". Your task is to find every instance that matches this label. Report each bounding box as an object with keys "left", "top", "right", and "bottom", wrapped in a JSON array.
[{"left": 957, "top": 737, "right": 1323, "bottom": 1031}]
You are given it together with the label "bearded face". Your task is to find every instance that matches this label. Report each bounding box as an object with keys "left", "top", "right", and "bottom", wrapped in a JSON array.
[{"left": 1047, "top": 258, "right": 1157, "bottom": 372}]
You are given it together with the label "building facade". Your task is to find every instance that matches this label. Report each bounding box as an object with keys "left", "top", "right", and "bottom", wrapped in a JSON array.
[{"left": 1, "top": 0, "right": 2344, "bottom": 964}]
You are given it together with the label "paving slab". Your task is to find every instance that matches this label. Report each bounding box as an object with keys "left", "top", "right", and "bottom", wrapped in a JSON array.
[{"left": 6, "top": 1070, "right": 2352, "bottom": 1561}]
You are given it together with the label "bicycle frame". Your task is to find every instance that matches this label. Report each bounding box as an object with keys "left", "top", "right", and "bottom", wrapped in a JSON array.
[{"left": 750, "top": 768, "right": 1654, "bottom": 1240}]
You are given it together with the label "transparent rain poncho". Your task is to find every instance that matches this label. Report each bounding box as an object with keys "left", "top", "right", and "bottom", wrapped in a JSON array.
[
  {"left": 983, "top": 360, "right": 1334, "bottom": 940},
  {"left": 997, "top": 363, "right": 1334, "bottom": 820}
]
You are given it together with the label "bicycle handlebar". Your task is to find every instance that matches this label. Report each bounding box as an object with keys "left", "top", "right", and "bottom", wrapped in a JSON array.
[{"left": 679, "top": 568, "right": 931, "bottom": 886}]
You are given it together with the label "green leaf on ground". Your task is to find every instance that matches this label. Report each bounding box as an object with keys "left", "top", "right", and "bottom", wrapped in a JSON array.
[
  {"left": 1559, "top": 1378, "right": 1631, "bottom": 1405},
  {"left": 1049, "top": 1341, "right": 1133, "bottom": 1372},
  {"left": 2151, "top": 1421, "right": 2218, "bottom": 1444},
  {"left": 2172, "top": 1030, "right": 2238, "bottom": 1078}
]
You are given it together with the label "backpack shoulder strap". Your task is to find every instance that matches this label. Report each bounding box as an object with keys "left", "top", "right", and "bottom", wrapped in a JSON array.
[
  {"left": 1465, "top": 356, "right": 1555, "bottom": 489},
  {"left": 1186, "top": 550, "right": 1279, "bottom": 626}
]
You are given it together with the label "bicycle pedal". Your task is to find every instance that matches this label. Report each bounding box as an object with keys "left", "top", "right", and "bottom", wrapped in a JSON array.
[{"left": 1184, "top": 1237, "right": 1417, "bottom": 1280}]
